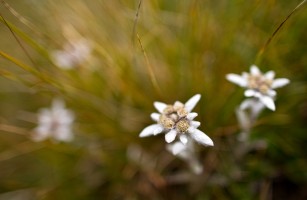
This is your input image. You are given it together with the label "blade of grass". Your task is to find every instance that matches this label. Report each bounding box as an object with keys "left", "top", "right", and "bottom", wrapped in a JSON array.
[
  {"left": 0, "top": 141, "right": 44, "bottom": 162},
  {"left": 1, "top": 0, "right": 60, "bottom": 46},
  {"left": 256, "top": 0, "right": 306, "bottom": 63},
  {"left": 132, "top": 0, "right": 143, "bottom": 44},
  {"left": 136, "top": 34, "right": 162, "bottom": 96},
  {"left": 0, "top": 13, "right": 35, "bottom": 65},
  {"left": 0, "top": 16, "right": 51, "bottom": 60},
  {"left": 0, "top": 124, "right": 28, "bottom": 136},
  {"left": 0, "top": 50, "right": 59, "bottom": 88},
  {"left": 0, "top": 50, "right": 35, "bottom": 72},
  {"left": 1, "top": 0, "right": 43, "bottom": 38},
  {"left": 0, "top": 68, "right": 19, "bottom": 81}
]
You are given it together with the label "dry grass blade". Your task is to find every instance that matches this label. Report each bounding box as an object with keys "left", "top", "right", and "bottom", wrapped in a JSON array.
[
  {"left": 256, "top": 0, "right": 306, "bottom": 62},
  {"left": 0, "top": 13, "right": 35, "bottom": 65},
  {"left": 1, "top": 0, "right": 57, "bottom": 44},
  {"left": 0, "top": 50, "right": 34, "bottom": 72},
  {"left": 0, "top": 124, "right": 28, "bottom": 135},
  {"left": 136, "top": 33, "right": 162, "bottom": 96},
  {"left": 132, "top": 0, "right": 143, "bottom": 44},
  {"left": 0, "top": 141, "right": 44, "bottom": 162},
  {"left": 1, "top": 0, "right": 37, "bottom": 33}
]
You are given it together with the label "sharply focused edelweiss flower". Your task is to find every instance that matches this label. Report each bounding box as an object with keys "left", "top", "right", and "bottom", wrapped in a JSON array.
[
  {"left": 32, "top": 99, "right": 74, "bottom": 142},
  {"left": 226, "top": 65, "right": 290, "bottom": 111},
  {"left": 139, "top": 94, "right": 214, "bottom": 146}
]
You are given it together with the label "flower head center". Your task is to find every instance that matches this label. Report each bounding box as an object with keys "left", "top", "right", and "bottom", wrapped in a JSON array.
[
  {"left": 176, "top": 119, "right": 190, "bottom": 133},
  {"left": 159, "top": 104, "right": 190, "bottom": 132},
  {"left": 248, "top": 74, "right": 272, "bottom": 94},
  {"left": 159, "top": 115, "right": 175, "bottom": 129}
]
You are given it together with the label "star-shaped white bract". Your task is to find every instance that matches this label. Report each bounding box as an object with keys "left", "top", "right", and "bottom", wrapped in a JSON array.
[
  {"left": 33, "top": 99, "right": 75, "bottom": 142},
  {"left": 226, "top": 65, "right": 290, "bottom": 111},
  {"left": 139, "top": 94, "right": 214, "bottom": 147}
]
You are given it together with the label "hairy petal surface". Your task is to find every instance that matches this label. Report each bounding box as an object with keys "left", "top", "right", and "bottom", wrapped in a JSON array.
[
  {"left": 250, "top": 65, "right": 260, "bottom": 75},
  {"left": 271, "top": 78, "right": 290, "bottom": 89},
  {"left": 260, "top": 96, "right": 275, "bottom": 111},
  {"left": 165, "top": 129, "right": 177, "bottom": 143},
  {"left": 226, "top": 74, "right": 247, "bottom": 87},
  {"left": 154, "top": 102, "right": 167, "bottom": 113},
  {"left": 189, "top": 128, "right": 214, "bottom": 146},
  {"left": 139, "top": 124, "right": 163, "bottom": 137},
  {"left": 185, "top": 94, "right": 201, "bottom": 112},
  {"left": 150, "top": 113, "right": 160, "bottom": 122}
]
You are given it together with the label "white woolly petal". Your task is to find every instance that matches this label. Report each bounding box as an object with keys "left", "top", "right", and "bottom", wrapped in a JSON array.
[
  {"left": 191, "top": 121, "right": 201, "bottom": 128},
  {"left": 153, "top": 102, "right": 167, "bottom": 113},
  {"left": 255, "top": 92, "right": 262, "bottom": 98},
  {"left": 188, "top": 128, "right": 214, "bottom": 146},
  {"left": 139, "top": 124, "right": 163, "bottom": 137},
  {"left": 187, "top": 112, "right": 198, "bottom": 120},
  {"left": 265, "top": 70, "right": 275, "bottom": 80},
  {"left": 165, "top": 129, "right": 177, "bottom": 143},
  {"left": 54, "top": 126, "right": 74, "bottom": 142},
  {"left": 179, "top": 134, "right": 189, "bottom": 145},
  {"left": 167, "top": 142, "right": 186, "bottom": 155},
  {"left": 242, "top": 72, "right": 249, "bottom": 79},
  {"left": 174, "top": 101, "right": 184, "bottom": 108},
  {"left": 259, "top": 96, "right": 275, "bottom": 111},
  {"left": 226, "top": 74, "right": 247, "bottom": 87},
  {"left": 267, "top": 89, "right": 277, "bottom": 97},
  {"left": 150, "top": 113, "right": 160, "bottom": 122},
  {"left": 52, "top": 51, "right": 75, "bottom": 69},
  {"left": 271, "top": 78, "right": 290, "bottom": 89},
  {"left": 38, "top": 109, "right": 52, "bottom": 124},
  {"left": 153, "top": 126, "right": 164, "bottom": 135},
  {"left": 185, "top": 94, "right": 201, "bottom": 112},
  {"left": 240, "top": 99, "right": 254, "bottom": 110},
  {"left": 32, "top": 126, "right": 50, "bottom": 142},
  {"left": 239, "top": 98, "right": 265, "bottom": 118},
  {"left": 251, "top": 100, "right": 266, "bottom": 118},
  {"left": 250, "top": 65, "right": 261, "bottom": 75},
  {"left": 244, "top": 89, "right": 256, "bottom": 97}
]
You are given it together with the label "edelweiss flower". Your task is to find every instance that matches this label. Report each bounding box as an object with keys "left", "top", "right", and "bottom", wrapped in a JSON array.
[
  {"left": 139, "top": 94, "right": 213, "bottom": 146},
  {"left": 52, "top": 38, "right": 92, "bottom": 70},
  {"left": 226, "top": 65, "right": 290, "bottom": 111},
  {"left": 33, "top": 99, "right": 74, "bottom": 142},
  {"left": 51, "top": 25, "right": 92, "bottom": 70}
]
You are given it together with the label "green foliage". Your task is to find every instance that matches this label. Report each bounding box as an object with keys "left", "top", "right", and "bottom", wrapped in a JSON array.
[{"left": 0, "top": 0, "right": 306, "bottom": 199}]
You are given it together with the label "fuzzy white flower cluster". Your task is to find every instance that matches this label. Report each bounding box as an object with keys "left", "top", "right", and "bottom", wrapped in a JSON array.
[
  {"left": 139, "top": 94, "right": 213, "bottom": 147},
  {"left": 226, "top": 65, "right": 290, "bottom": 111},
  {"left": 33, "top": 99, "right": 74, "bottom": 142},
  {"left": 52, "top": 38, "right": 92, "bottom": 70},
  {"left": 226, "top": 65, "right": 290, "bottom": 141}
]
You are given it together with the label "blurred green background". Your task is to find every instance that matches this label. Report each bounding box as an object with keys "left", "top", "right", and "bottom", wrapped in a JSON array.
[{"left": 0, "top": 0, "right": 307, "bottom": 199}]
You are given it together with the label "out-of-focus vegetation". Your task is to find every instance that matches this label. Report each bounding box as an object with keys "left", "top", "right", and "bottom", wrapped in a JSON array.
[{"left": 0, "top": 0, "right": 306, "bottom": 199}]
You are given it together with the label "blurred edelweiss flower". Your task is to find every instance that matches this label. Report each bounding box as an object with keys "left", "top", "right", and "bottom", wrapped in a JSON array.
[
  {"left": 51, "top": 25, "right": 92, "bottom": 69},
  {"left": 32, "top": 99, "right": 74, "bottom": 142},
  {"left": 226, "top": 65, "right": 290, "bottom": 111},
  {"left": 139, "top": 94, "right": 214, "bottom": 147},
  {"left": 52, "top": 38, "right": 92, "bottom": 69}
]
